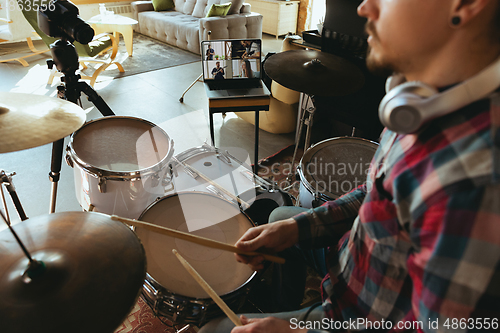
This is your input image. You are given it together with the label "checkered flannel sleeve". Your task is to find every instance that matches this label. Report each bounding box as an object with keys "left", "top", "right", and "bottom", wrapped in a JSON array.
[{"left": 293, "top": 184, "right": 367, "bottom": 250}]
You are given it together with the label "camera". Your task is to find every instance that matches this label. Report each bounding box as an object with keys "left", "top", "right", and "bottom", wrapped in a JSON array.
[{"left": 38, "top": 0, "right": 94, "bottom": 44}]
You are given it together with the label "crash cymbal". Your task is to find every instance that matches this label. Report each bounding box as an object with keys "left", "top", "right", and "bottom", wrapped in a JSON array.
[
  {"left": 0, "top": 211, "right": 146, "bottom": 333},
  {"left": 0, "top": 92, "right": 86, "bottom": 154},
  {"left": 264, "top": 50, "right": 365, "bottom": 97}
]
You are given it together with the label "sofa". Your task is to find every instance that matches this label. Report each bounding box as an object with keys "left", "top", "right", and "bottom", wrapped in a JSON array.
[{"left": 131, "top": 0, "right": 263, "bottom": 54}]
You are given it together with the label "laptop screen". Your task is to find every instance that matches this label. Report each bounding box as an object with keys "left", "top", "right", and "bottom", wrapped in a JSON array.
[{"left": 201, "top": 39, "right": 262, "bottom": 81}]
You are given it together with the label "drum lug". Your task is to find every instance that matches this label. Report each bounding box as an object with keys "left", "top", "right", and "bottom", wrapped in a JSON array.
[
  {"left": 173, "top": 302, "right": 186, "bottom": 323},
  {"left": 98, "top": 176, "right": 107, "bottom": 193},
  {"left": 65, "top": 147, "right": 74, "bottom": 168},
  {"left": 151, "top": 173, "right": 160, "bottom": 188},
  {"left": 162, "top": 164, "right": 175, "bottom": 192}
]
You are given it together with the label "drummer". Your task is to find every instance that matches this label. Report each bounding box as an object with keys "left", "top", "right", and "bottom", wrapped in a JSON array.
[{"left": 200, "top": 0, "right": 500, "bottom": 331}]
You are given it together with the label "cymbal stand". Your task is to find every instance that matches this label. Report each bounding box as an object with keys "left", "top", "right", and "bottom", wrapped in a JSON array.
[
  {"left": 179, "top": 31, "right": 211, "bottom": 103},
  {"left": 0, "top": 170, "right": 28, "bottom": 224},
  {"left": 47, "top": 38, "right": 115, "bottom": 214},
  {"left": 286, "top": 94, "right": 316, "bottom": 182},
  {"left": 0, "top": 208, "right": 44, "bottom": 279}
]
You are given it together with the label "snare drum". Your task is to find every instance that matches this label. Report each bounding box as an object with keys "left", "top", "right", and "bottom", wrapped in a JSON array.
[
  {"left": 66, "top": 116, "right": 174, "bottom": 219},
  {"left": 298, "top": 137, "right": 378, "bottom": 208},
  {"left": 136, "top": 192, "right": 256, "bottom": 326}
]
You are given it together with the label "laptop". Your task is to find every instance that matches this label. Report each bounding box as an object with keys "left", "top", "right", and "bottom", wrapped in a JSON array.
[{"left": 201, "top": 39, "right": 270, "bottom": 99}]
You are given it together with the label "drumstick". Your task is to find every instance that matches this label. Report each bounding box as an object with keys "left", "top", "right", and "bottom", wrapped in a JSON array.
[
  {"left": 173, "top": 158, "right": 250, "bottom": 210},
  {"left": 110, "top": 215, "right": 285, "bottom": 264},
  {"left": 173, "top": 249, "right": 243, "bottom": 327}
]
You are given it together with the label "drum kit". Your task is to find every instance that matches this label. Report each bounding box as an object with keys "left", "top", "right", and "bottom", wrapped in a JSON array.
[
  {"left": 0, "top": 49, "right": 379, "bottom": 333},
  {"left": 264, "top": 49, "right": 379, "bottom": 207}
]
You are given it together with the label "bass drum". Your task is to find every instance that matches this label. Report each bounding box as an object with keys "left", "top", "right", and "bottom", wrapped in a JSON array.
[
  {"left": 137, "top": 192, "right": 257, "bottom": 327},
  {"left": 297, "top": 137, "right": 378, "bottom": 208}
]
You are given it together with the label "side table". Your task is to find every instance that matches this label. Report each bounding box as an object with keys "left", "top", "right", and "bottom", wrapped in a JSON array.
[
  {"left": 88, "top": 14, "right": 138, "bottom": 56},
  {"left": 205, "top": 87, "right": 271, "bottom": 174}
]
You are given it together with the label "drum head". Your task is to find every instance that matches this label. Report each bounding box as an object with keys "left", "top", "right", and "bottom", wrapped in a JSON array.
[
  {"left": 300, "top": 137, "right": 378, "bottom": 199},
  {"left": 136, "top": 192, "right": 255, "bottom": 299},
  {"left": 72, "top": 117, "right": 171, "bottom": 172}
]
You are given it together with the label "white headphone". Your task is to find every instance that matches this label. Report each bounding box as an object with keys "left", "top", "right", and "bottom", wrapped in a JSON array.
[{"left": 378, "top": 56, "right": 500, "bottom": 134}]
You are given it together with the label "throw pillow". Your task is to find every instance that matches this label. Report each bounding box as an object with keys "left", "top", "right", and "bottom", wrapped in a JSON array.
[
  {"left": 205, "top": 2, "right": 232, "bottom": 17},
  {"left": 227, "top": 0, "right": 243, "bottom": 14},
  {"left": 191, "top": 0, "right": 208, "bottom": 17},
  {"left": 152, "top": 0, "right": 174, "bottom": 11}
]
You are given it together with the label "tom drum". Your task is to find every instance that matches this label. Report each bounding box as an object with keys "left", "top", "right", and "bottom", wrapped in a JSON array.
[
  {"left": 66, "top": 116, "right": 174, "bottom": 219},
  {"left": 298, "top": 137, "right": 378, "bottom": 208}
]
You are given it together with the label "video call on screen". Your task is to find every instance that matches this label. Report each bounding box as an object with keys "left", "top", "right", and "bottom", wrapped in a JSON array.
[{"left": 203, "top": 40, "right": 261, "bottom": 80}]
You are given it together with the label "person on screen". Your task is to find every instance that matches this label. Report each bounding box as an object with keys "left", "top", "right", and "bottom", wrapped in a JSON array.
[
  {"left": 241, "top": 41, "right": 260, "bottom": 59},
  {"left": 241, "top": 60, "right": 253, "bottom": 78},
  {"left": 206, "top": 44, "right": 215, "bottom": 60},
  {"left": 211, "top": 61, "right": 225, "bottom": 80}
]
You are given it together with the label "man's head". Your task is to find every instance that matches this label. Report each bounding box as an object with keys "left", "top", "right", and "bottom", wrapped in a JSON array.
[
  {"left": 358, "top": 0, "right": 500, "bottom": 82},
  {"left": 216, "top": 61, "right": 220, "bottom": 67}
]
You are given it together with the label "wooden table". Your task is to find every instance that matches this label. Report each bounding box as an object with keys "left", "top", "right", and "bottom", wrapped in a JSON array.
[
  {"left": 206, "top": 88, "right": 270, "bottom": 174},
  {"left": 88, "top": 14, "right": 138, "bottom": 56}
]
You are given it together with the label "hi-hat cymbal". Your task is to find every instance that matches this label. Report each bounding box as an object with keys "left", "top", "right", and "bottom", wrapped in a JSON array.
[
  {"left": 264, "top": 50, "right": 365, "bottom": 97},
  {"left": 0, "top": 212, "right": 146, "bottom": 333},
  {"left": 0, "top": 92, "right": 86, "bottom": 154}
]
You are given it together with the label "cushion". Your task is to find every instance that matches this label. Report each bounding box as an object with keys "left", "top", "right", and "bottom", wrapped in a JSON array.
[
  {"left": 226, "top": 0, "right": 243, "bottom": 14},
  {"left": 203, "top": 0, "right": 221, "bottom": 17},
  {"left": 152, "top": 0, "right": 174, "bottom": 11},
  {"left": 205, "top": 2, "right": 231, "bottom": 17},
  {"left": 191, "top": 0, "right": 208, "bottom": 18},
  {"left": 182, "top": 0, "right": 197, "bottom": 14}
]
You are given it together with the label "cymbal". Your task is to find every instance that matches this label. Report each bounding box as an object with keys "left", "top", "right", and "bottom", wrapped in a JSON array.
[
  {"left": 0, "top": 212, "right": 146, "bottom": 333},
  {"left": 264, "top": 50, "right": 365, "bottom": 97},
  {"left": 0, "top": 92, "right": 86, "bottom": 154}
]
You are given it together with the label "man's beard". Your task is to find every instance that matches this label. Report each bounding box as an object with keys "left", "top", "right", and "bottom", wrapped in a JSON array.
[
  {"left": 365, "top": 45, "right": 395, "bottom": 78},
  {"left": 364, "top": 21, "right": 396, "bottom": 78}
]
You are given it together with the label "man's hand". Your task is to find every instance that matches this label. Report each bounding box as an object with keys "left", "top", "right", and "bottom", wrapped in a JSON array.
[
  {"left": 235, "top": 218, "right": 298, "bottom": 271},
  {"left": 231, "top": 315, "right": 307, "bottom": 333}
]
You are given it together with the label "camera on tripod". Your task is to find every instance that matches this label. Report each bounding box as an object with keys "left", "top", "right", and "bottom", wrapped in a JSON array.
[
  {"left": 38, "top": 0, "right": 94, "bottom": 44},
  {"left": 38, "top": 0, "right": 95, "bottom": 73}
]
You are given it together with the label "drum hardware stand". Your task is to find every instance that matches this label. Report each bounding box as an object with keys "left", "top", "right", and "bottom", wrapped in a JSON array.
[
  {"left": 286, "top": 94, "right": 316, "bottom": 183},
  {"left": 0, "top": 209, "right": 45, "bottom": 280},
  {"left": 0, "top": 170, "right": 28, "bottom": 224},
  {"left": 46, "top": 38, "right": 116, "bottom": 214},
  {"left": 179, "top": 31, "right": 211, "bottom": 103}
]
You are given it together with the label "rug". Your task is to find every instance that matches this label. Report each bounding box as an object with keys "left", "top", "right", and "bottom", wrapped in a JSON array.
[{"left": 82, "top": 33, "right": 200, "bottom": 79}]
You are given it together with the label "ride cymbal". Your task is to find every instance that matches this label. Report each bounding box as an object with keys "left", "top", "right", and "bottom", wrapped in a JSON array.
[
  {"left": 264, "top": 50, "right": 365, "bottom": 97},
  {"left": 0, "top": 92, "right": 86, "bottom": 153},
  {"left": 0, "top": 211, "right": 146, "bottom": 333}
]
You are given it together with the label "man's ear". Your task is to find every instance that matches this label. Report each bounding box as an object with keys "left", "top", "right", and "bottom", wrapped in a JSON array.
[{"left": 449, "top": 0, "right": 492, "bottom": 26}]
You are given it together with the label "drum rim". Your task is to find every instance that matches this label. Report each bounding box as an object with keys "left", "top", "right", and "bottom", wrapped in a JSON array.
[
  {"left": 66, "top": 116, "right": 174, "bottom": 180},
  {"left": 297, "top": 136, "right": 379, "bottom": 199},
  {"left": 137, "top": 191, "right": 257, "bottom": 300}
]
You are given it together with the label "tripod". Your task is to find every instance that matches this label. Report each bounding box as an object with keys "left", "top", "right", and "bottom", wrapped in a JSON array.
[{"left": 47, "top": 38, "right": 115, "bottom": 213}]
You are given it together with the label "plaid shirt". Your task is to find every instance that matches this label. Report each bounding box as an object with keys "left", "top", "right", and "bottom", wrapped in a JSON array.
[{"left": 294, "top": 90, "right": 500, "bottom": 332}]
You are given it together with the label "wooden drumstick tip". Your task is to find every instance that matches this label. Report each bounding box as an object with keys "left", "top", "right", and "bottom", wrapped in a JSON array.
[{"left": 172, "top": 249, "right": 243, "bottom": 327}]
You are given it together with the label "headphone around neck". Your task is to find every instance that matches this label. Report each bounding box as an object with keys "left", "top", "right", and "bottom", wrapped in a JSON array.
[{"left": 378, "top": 56, "right": 500, "bottom": 134}]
